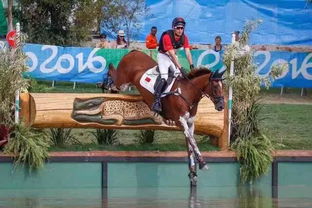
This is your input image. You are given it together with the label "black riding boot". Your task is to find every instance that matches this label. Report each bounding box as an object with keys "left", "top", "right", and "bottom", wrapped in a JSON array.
[{"left": 152, "top": 78, "right": 167, "bottom": 113}]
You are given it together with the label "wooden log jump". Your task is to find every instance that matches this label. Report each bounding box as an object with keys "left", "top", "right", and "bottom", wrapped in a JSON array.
[{"left": 20, "top": 93, "right": 228, "bottom": 149}]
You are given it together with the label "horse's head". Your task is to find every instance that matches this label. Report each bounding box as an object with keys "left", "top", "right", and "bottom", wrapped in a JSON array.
[{"left": 206, "top": 70, "right": 225, "bottom": 111}]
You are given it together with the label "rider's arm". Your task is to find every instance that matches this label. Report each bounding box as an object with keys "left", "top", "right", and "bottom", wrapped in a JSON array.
[
  {"left": 183, "top": 36, "right": 193, "bottom": 67},
  {"left": 185, "top": 48, "right": 193, "bottom": 66}
]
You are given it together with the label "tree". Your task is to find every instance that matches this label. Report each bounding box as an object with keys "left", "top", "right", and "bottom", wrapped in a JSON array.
[
  {"left": 101, "top": 0, "right": 147, "bottom": 45},
  {"left": 20, "top": 0, "right": 109, "bottom": 46},
  {"left": 19, "top": 0, "right": 146, "bottom": 46}
]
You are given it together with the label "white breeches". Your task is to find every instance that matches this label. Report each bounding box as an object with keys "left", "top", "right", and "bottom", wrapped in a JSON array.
[{"left": 157, "top": 52, "right": 177, "bottom": 80}]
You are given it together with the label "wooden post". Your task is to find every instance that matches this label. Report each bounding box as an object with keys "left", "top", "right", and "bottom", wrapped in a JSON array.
[
  {"left": 219, "top": 93, "right": 229, "bottom": 150},
  {"left": 19, "top": 93, "right": 30, "bottom": 125}
]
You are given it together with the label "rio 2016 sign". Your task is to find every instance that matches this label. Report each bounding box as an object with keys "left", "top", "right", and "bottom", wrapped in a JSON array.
[
  {"left": 25, "top": 45, "right": 106, "bottom": 75},
  {"left": 23, "top": 44, "right": 312, "bottom": 87},
  {"left": 254, "top": 51, "right": 312, "bottom": 86},
  {"left": 195, "top": 49, "right": 312, "bottom": 88}
]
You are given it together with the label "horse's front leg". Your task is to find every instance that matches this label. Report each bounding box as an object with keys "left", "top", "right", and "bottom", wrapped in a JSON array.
[
  {"left": 187, "top": 118, "right": 208, "bottom": 170},
  {"left": 185, "top": 137, "right": 197, "bottom": 186},
  {"left": 180, "top": 113, "right": 208, "bottom": 170}
]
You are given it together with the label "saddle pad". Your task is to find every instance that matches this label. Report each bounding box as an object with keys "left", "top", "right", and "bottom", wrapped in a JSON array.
[{"left": 139, "top": 66, "right": 177, "bottom": 97}]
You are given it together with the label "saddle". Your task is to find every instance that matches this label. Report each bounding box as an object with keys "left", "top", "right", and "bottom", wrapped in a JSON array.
[{"left": 139, "top": 65, "right": 179, "bottom": 97}]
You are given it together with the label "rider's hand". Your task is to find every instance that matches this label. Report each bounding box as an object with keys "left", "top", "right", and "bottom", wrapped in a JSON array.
[{"left": 190, "top": 64, "right": 194, "bottom": 70}]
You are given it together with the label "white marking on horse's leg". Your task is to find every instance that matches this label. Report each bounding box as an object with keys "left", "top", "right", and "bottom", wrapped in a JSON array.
[
  {"left": 179, "top": 112, "right": 191, "bottom": 138},
  {"left": 186, "top": 116, "right": 201, "bottom": 157},
  {"left": 120, "top": 83, "right": 130, "bottom": 91},
  {"left": 188, "top": 144, "right": 196, "bottom": 168},
  {"left": 188, "top": 116, "right": 196, "bottom": 142},
  {"left": 187, "top": 116, "right": 209, "bottom": 170},
  {"left": 185, "top": 136, "right": 197, "bottom": 186}
]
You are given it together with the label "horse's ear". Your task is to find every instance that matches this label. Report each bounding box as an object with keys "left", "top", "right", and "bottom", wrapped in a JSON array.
[{"left": 212, "top": 69, "right": 225, "bottom": 79}]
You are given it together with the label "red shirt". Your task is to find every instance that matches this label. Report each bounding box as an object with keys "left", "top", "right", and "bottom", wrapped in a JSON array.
[
  {"left": 162, "top": 33, "right": 190, "bottom": 51},
  {"left": 145, "top": 34, "right": 158, "bottom": 49}
]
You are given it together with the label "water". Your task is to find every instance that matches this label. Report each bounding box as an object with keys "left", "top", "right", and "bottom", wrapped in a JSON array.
[{"left": 1, "top": 185, "right": 312, "bottom": 208}]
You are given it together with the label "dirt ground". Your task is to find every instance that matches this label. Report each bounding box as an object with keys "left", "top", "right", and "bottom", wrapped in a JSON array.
[
  {"left": 261, "top": 91, "right": 312, "bottom": 105},
  {"left": 262, "top": 94, "right": 312, "bottom": 105}
]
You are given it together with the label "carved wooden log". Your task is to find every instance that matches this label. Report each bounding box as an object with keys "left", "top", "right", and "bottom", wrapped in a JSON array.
[{"left": 20, "top": 93, "right": 228, "bottom": 149}]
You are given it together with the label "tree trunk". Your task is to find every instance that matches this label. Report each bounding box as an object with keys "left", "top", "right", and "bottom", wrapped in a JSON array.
[{"left": 7, "top": 0, "right": 13, "bottom": 31}]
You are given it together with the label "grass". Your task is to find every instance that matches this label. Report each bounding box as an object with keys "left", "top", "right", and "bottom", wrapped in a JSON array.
[
  {"left": 49, "top": 142, "right": 219, "bottom": 152},
  {"left": 29, "top": 80, "right": 103, "bottom": 93},
  {"left": 260, "top": 104, "right": 312, "bottom": 149},
  {"left": 49, "top": 129, "right": 218, "bottom": 151}
]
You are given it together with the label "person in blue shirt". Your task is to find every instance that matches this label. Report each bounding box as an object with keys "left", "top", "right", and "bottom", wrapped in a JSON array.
[{"left": 213, "top": 35, "right": 223, "bottom": 52}]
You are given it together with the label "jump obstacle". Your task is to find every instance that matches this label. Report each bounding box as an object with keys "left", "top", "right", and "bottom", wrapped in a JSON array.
[{"left": 20, "top": 93, "right": 228, "bottom": 149}]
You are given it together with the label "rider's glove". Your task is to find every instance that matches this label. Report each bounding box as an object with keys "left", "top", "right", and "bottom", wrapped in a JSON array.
[{"left": 190, "top": 64, "right": 194, "bottom": 70}]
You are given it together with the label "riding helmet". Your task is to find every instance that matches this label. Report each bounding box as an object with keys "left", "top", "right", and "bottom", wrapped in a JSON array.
[{"left": 172, "top": 17, "right": 186, "bottom": 28}]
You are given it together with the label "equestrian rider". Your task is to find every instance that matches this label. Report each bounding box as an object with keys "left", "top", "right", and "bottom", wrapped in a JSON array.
[{"left": 152, "top": 17, "right": 194, "bottom": 113}]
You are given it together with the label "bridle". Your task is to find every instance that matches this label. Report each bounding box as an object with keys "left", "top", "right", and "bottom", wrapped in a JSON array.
[
  {"left": 181, "top": 73, "right": 223, "bottom": 101},
  {"left": 175, "top": 73, "right": 224, "bottom": 109}
]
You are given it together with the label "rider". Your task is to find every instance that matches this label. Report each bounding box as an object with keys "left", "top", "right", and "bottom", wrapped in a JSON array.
[{"left": 152, "top": 17, "right": 194, "bottom": 113}]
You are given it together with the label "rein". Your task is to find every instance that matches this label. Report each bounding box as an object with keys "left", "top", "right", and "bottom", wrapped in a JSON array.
[{"left": 182, "top": 73, "right": 211, "bottom": 100}]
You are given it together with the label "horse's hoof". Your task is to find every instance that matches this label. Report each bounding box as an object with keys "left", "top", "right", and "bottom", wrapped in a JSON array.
[{"left": 199, "top": 161, "right": 209, "bottom": 170}]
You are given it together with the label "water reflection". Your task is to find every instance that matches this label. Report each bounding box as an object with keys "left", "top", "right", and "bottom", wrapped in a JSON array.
[
  {"left": 188, "top": 186, "right": 201, "bottom": 208},
  {"left": 1, "top": 185, "right": 312, "bottom": 208},
  {"left": 236, "top": 185, "right": 276, "bottom": 208}
]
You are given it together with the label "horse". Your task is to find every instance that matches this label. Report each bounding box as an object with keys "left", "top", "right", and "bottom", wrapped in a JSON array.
[{"left": 107, "top": 50, "right": 225, "bottom": 186}]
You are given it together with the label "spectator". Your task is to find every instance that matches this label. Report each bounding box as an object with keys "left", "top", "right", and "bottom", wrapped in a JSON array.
[
  {"left": 96, "top": 33, "right": 111, "bottom": 48},
  {"left": 213, "top": 35, "right": 223, "bottom": 52},
  {"left": 145, "top": 26, "right": 158, "bottom": 49},
  {"left": 114, "top": 30, "right": 128, "bottom": 49}
]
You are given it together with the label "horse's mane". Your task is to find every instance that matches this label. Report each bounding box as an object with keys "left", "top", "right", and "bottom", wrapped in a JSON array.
[{"left": 187, "top": 67, "right": 212, "bottom": 79}]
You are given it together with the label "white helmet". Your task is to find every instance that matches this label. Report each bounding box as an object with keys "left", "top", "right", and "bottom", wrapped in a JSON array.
[{"left": 118, "top": 30, "right": 125, "bottom": 37}]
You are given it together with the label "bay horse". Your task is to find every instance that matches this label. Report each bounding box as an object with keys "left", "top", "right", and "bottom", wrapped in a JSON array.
[{"left": 107, "top": 50, "right": 225, "bottom": 186}]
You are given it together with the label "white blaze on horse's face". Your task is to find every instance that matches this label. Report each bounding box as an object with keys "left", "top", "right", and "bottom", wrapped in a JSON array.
[
  {"left": 209, "top": 80, "right": 224, "bottom": 111},
  {"left": 218, "top": 80, "right": 223, "bottom": 89}
]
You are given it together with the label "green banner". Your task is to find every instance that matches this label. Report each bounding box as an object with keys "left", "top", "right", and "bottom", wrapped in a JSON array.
[{"left": 0, "top": 0, "right": 7, "bottom": 36}]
